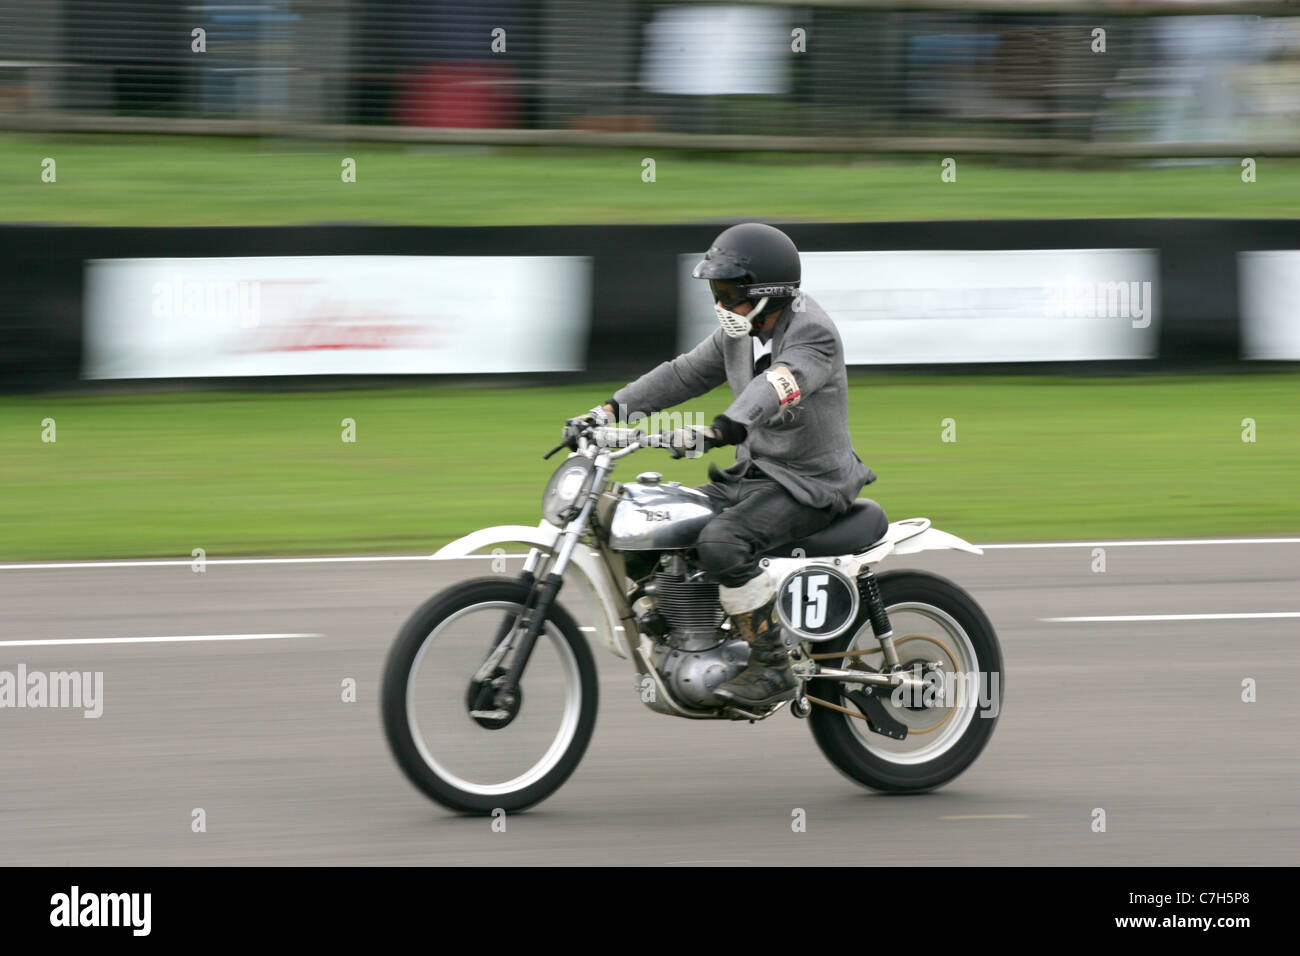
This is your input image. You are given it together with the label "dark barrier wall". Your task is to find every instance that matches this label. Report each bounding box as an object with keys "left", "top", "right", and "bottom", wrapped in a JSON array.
[{"left": 3, "top": 219, "right": 1299, "bottom": 391}]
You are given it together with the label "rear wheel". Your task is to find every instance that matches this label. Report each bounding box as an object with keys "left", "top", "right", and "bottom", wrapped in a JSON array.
[
  {"left": 808, "top": 570, "right": 1003, "bottom": 793},
  {"left": 381, "top": 577, "right": 598, "bottom": 814}
]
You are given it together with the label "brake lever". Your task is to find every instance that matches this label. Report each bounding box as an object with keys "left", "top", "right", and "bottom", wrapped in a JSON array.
[
  {"left": 647, "top": 431, "right": 684, "bottom": 460},
  {"left": 546, "top": 418, "right": 592, "bottom": 459}
]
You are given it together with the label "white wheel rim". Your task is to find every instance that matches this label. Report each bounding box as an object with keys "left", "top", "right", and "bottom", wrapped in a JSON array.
[
  {"left": 841, "top": 601, "right": 983, "bottom": 765},
  {"left": 406, "top": 600, "right": 583, "bottom": 796}
]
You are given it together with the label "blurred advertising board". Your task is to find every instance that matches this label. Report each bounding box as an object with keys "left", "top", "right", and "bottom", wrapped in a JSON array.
[
  {"left": 678, "top": 249, "right": 1160, "bottom": 363},
  {"left": 1239, "top": 251, "right": 1300, "bottom": 360},
  {"left": 641, "top": 5, "right": 791, "bottom": 96},
  {"left": 84, "top": 255, "right": 591, "bottom": 378}
]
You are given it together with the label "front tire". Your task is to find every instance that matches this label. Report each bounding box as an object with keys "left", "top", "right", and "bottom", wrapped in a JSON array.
[
  {"left": 381, "top": 576, "right": 599, "bottom": 814},
  {"left": 808, "top": 570, "right": 1003, "bottom": 793}
]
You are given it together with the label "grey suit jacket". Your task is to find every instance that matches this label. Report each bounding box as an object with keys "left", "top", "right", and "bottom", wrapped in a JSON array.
[{"left": 612, "top": 294, "right": 874, "bottom": 513}]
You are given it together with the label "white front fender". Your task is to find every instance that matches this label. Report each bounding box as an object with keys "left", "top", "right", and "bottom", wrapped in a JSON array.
[
  {"left": 432, "top": 522, "right": 632, "bottom": 660},
  {"left": 432, "top": 524, "right": 561, "bottom": 560}
]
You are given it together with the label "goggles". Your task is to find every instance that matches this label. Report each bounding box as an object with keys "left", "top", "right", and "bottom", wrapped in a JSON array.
[{"left": 708, "top": 280, "right": 748, "bottom": 309}]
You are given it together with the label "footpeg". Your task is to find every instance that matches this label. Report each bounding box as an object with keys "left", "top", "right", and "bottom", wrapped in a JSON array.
[{"left": 723, "top": 700, "right": 790, "bottom": 722}]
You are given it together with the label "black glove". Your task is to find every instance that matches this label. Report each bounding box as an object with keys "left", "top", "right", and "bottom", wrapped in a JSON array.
[{"left": 710, "top": 414, "right": 747, "bottom": 446}]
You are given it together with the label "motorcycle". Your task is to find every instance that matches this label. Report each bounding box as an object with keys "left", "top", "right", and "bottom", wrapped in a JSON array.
[{"left": 381, "top": 420, "right": 1003, "bottom": 814}]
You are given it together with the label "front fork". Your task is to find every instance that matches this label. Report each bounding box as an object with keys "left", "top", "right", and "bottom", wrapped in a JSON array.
[
  {"left": 480, "top": 460, "right": 609, "bottom": 706},
  {"left": 468, "top": 548, "right": 541, "bottom": 689}
]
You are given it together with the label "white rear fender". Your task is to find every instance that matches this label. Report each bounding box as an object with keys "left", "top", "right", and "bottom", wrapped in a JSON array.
[
  {"left": 838, "top": 519, "right": 982, "bottom": 575},
  {"left": 432, "top": 522, "right": 632, "bottom": 660},
  {"left": 889, "top": 520, "right": 984, "bottom": 557}
]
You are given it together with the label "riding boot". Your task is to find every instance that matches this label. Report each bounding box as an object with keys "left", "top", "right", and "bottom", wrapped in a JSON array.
[{"left": 714, "top": 580, "right": 797, "bottom": 708}]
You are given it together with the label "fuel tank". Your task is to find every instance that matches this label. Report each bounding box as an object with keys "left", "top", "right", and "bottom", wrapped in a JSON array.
[{"left": 609, "top": 474, "right": 716, "bottom": 551}]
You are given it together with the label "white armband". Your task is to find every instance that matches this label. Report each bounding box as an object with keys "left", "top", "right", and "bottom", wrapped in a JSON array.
[{"left": 764, "top": 365, "right": 802, "bottom": 408}]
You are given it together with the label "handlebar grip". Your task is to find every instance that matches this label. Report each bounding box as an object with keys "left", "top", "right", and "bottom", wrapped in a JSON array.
[{"left": 590, "top": 426, "right": 642, "bottom": 448}]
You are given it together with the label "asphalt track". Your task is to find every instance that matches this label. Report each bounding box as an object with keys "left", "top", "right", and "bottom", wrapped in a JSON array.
[{"left": 1, "top": 540, "right": 1297, "bottom": 866}]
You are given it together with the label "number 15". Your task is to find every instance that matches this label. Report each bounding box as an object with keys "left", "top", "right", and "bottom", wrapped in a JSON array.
[{"left": 787, "top": 574, "right": 829, "bottom": 629}]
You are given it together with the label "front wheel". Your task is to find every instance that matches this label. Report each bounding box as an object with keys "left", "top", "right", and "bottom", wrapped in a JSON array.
[
  {"left": 808, "top": 570, "right": 1003, "bottom": 793},
  {"left": 381, "top": 576, "right": 598, "bottom": 814}
]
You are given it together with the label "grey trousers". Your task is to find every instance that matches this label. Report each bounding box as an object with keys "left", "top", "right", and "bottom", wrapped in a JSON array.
[{"left": 693, "top": 468, "right": 842, "bottom": 589}]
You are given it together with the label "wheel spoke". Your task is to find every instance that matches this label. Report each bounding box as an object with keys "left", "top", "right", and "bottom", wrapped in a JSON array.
[
  {"left": 839, "top": 604, "right": 981, "bottom": 764},
  {"left": 406, "top": 600, "right": 582, "bottom": 796}
]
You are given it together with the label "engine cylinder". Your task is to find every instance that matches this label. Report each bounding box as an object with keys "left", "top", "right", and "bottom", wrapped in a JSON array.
[{"left": 653, "top": 571, "right": 725, "bottom": 635}]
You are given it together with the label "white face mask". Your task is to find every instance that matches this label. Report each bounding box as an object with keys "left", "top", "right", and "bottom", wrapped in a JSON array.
[{"left": 714, "top": 296, "right": 769, "bottom": 339}]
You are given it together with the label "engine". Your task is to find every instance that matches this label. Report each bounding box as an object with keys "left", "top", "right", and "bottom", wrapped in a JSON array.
[
  {"left": 638, "top": 555, "right": 798, "bottom": 710},
  {"left": 650, "top": 565, "right": 725, "bottom": 641}
]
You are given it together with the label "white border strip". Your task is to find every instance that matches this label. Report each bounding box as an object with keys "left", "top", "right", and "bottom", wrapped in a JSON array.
[
  {"left": 1, "top": 537, "right": 1299, "bottom": 571},
  {"left": 0, "top": 633, "right": 322, "bottom": 647}
]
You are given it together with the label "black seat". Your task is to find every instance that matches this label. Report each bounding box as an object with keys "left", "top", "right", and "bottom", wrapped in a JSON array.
[{"left": 765, "top": 499, "right": 889, "bottom": 558}]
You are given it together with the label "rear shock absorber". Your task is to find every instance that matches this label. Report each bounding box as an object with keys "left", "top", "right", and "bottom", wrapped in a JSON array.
[{"left": 857, "top": 568, "right": 900, "bottom": 669}]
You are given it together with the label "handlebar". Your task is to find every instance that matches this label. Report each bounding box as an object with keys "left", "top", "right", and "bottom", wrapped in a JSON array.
[{"left": 542, "top": 422, "right": 672, "bottom": 460}]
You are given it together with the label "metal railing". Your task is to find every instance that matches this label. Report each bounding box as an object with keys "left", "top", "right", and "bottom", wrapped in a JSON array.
[{"left": 2, "top": 0, "right": 1299, "bottom": 155}]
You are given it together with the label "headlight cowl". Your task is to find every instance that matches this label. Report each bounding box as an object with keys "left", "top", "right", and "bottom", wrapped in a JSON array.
[{"left": 542, "top": 456, "right": 596, "bottom": 526}]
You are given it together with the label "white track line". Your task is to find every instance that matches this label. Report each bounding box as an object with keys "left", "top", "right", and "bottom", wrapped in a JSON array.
[
  {"left": 1, "top": 537, "right": 1298, "bottom": 571},
  {"left": 0, "top": 633, "right": 322, "bottom": 648},
  {"left": 981, "top": 537, "right": 1300, "bottom": 549},
  {"left": 0, "top": 556, "right": 440, "bottom": 571},
  {"left": 1044, "top": 613, "right": 1300, "bottom": 623}
]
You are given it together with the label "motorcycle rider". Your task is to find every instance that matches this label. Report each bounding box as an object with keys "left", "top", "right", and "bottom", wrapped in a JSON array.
[{"left": 571, "top": 223, "right": 875, "bottom": 708}]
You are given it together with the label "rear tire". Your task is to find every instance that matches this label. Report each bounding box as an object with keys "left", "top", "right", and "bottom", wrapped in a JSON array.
[
  {"left": 381, "top": 576, "right": 599, "bottom": 814},
  {"left": 808, "top": 570, "right": 1003, "bottom": 793}
]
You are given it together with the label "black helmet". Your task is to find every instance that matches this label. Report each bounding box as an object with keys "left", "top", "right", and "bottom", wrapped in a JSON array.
[{"left": 692, "top": 223, "right": 801, "bottom": 315}]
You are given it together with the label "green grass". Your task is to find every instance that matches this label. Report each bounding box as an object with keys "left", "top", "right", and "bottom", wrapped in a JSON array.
[
  {"left": 2, "top": 374, "right": 1297, "bottom": 560},
  {"left": 4, "top": 134, "right": 1298, "bottom": 225}
]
